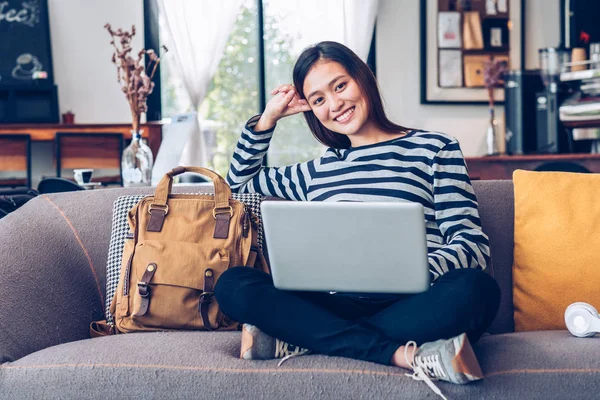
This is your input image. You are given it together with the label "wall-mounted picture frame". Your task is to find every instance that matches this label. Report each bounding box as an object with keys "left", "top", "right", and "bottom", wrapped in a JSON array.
[{"left": 420, "top": 0, "right": 525, "bottom": 104}]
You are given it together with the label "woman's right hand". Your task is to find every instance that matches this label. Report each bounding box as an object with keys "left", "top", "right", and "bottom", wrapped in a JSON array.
[{"left": 255, "top": 84, "right": 311, "bottom": 131}]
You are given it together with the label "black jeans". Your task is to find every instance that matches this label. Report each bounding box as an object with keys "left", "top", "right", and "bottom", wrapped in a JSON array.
[{"left": 215, "top": 267, "right": 501, "bottom": 366}]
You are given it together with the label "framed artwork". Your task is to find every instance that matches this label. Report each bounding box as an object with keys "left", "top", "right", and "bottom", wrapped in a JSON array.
[{"left": 420, "top": 0, "right": 524, "bottom": 104}]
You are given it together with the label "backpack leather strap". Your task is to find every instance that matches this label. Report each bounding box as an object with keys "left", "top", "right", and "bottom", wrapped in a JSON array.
[
  {"left": 149, "top": 166, "right": 234, "bottom": 234},
  {"left": 90, "top": 320, "right": 116, "bottom": 337},
  {"left": 199, "top": 268, "right": 215, "bottom": 330},
  {"left": 134, "top": 263, "right": 157, "bottom": 317},
  {"left": 214, "top": 213, "right": 231, "bottom": 239},
  {"left": 155, "top": 166, "right": 232, "bottom": 209}
]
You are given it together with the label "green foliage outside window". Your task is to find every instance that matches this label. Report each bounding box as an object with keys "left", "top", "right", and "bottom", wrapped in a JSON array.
[{"left": 161, "top": 0, "right": 324, "bottom": 177}]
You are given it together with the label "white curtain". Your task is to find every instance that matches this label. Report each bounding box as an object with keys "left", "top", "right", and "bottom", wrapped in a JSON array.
[
  {"left": 342, "top": 0, "right": 380, "bottom": 62},
  {"left": 158, "top": 0, "right": 243, "bottom": 167}
]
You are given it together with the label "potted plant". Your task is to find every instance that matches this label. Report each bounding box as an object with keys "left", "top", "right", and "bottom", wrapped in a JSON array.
[
  {"left": 61, "top": 110, "right": 75, "bottom": 124},
  {"left": 105, "top": 24, "right": 167, "bottom": 186}
]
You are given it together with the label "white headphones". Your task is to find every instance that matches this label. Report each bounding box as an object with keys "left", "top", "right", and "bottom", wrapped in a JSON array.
[{"left": 564, "top": 302, "right": 600, "bottom": 338}]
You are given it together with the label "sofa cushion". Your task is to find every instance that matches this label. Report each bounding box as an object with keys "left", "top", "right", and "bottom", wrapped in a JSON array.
[
  {"left": 473, "top": 330, "right": 600, "bottom": 398},
  {"left": 0, "top": 180, "right": 518, "bottom": 367},
  {"left": 512, "top": 170, "right": 600, "bottom": 331},
  {"left": 2, "top": 330, "right": 599, "bottom": 399}
]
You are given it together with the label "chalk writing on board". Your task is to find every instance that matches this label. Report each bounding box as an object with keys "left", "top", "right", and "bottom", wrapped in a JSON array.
[{"left": 0, "top": 0, "right": 40, "bottom": 27}]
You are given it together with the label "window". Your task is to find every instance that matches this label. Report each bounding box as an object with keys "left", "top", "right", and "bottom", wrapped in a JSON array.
[
  {"left": 156, "top": 0, "right": 374, "bottom": 176},
  {"left": 263, "top": 0, "right": 347, "bottom": 166},
  {"left": 159, "top": 0, "right": 259, "bottom": 175}
]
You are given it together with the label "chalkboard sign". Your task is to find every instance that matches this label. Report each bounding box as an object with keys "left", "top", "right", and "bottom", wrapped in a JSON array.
[{"left": 0, "top": 0, "right": 54, "bottom": 87}]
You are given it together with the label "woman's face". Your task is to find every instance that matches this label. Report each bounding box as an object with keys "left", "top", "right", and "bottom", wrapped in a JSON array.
[{"left": 302, "top": 60, "right": 370, "bottom": 139}]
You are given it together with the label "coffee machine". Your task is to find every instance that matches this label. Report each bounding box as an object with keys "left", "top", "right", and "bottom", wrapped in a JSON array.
[
  {"left": 536, "top": 47, "right": 571, "bottom": 154},
  {"left": 504, "top": 70, "right": 544, "bottom": 154},
  {"left": 505, "top": 49, "right": 573, "bottom": 154},
  {"left": 536, "top": 48, "right": 572, "bottom": 154}
]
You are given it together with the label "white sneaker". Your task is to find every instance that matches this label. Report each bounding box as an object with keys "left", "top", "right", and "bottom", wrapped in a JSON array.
[
  {"left": 240, "top": 324, "right": 310, "bottom": 366},
  {"left": 404, "top": 333, "right": 483, "bottom": 399}
]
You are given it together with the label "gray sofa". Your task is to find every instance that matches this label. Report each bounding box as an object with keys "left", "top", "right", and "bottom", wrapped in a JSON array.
[{"left": 0, "top": 180, "right": 598, "bottom": 399}]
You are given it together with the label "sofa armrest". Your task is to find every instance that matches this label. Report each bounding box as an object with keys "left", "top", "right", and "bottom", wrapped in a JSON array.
[
  {"left": 0, "top": 185, "right": 221, "bottom": 362},
  {"left": 0, "top": 194, "right": 109, "bottom": 362}
]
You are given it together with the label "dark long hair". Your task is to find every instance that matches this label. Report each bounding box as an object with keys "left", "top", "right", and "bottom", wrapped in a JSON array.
[{"left": 292, "top": 41, "right": 410, "bottom": 149}]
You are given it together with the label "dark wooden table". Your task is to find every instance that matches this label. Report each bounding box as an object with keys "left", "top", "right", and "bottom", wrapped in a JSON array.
[
  {"left": 0, "top": 122, "right": 163, "bottom": 158},
  {"left": 465, "top": 153, "right": 600, "bottom": 180}
]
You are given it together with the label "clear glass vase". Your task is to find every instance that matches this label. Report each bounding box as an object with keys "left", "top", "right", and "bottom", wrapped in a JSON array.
[
  {"left": 121, "top": 130, "right": 154, "bottom": 187},
  {"left": 486, "top": 110, "right": 499, "bottom": 156}
]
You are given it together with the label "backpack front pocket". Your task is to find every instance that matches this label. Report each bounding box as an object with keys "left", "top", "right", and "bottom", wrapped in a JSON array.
[{"left": 122, "top": 240, "right": 231, "bottom": 331}]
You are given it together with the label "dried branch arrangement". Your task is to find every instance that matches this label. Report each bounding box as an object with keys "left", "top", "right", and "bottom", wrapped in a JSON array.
[
  {"left": 105, "top": 24, "right": 167, "bottom": 131},
  {"left": 483, "top": 58, "right": 507, "bottom": 110}
]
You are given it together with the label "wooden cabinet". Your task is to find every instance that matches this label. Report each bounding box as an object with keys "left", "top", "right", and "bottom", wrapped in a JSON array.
[{"left": 465, "top": 154, "right": 600, "bottom": 180}]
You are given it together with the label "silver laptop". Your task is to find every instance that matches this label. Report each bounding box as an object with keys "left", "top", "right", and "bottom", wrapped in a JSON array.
[{"left": 261, "top": 201, "right": 430, "bottom": 294}]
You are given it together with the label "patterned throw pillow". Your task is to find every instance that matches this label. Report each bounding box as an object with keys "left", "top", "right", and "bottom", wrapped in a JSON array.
[{"left": 104, "top": 192, "right": 264, "bottom": 324}]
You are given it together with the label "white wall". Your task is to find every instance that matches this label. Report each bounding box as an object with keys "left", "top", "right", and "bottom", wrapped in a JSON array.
[
  {"left": 17, "top": 0, "right": 559, "bottom": 186},
  {"left": 48, "top": 0, "right": 144, "bottom": 123},
  {"left": 44, "top": 0, "right": 560, "bottom": 158},
  {"left": 19, "top": 0, "right": 144, "bottom": 187},
  {"left": 377, "top": 0, "right": 560, "bottom": 156}
]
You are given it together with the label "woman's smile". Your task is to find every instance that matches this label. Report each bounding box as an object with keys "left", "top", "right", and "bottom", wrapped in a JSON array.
[{"left": 334, "top": 106, "right": 355, "bottom": 124}]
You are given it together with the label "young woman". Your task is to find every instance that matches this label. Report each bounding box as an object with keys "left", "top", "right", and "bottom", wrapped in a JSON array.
[{"left": 214, "top": 41, "right": 500, "bottom": 396}]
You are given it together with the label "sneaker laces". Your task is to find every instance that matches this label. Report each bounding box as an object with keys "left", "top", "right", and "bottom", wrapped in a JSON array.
[
  {"left": 404, "top": 341, "right": 448, "bottom": 400},
  {"left": 275, "top": 339, "right": 310, "bottom": 366}
]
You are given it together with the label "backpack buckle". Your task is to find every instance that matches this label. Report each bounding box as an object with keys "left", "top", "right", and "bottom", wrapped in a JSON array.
[
  {"left": 137, "top": 282, "right": 150, "bottom": 298},
  {"left": 212, "top": 206, "right": 233, "bottom": 219},
  {"left": 199, "top": 291, "right": 214, "bottom": 303},
  {"left": 148, "top": 203, "right": 169, "bottom": 215}
]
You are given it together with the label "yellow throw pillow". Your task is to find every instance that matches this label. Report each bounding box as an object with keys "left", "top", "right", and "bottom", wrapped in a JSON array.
[{"left": 513, "top": 169, "right": 600, "bottom": 331}]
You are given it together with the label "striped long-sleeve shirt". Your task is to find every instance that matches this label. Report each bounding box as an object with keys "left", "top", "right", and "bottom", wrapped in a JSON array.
[{"left": 227, "top": 115, "right": 490, "bottom": 282}]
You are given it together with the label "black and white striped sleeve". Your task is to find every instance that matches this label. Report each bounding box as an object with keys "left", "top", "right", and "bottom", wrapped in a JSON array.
[
  {"left": 428, "top": 140, "right": 491, "bottom": 281},
  {"left": 226, "top": 115, "right": 313, "bottom": 200}
]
